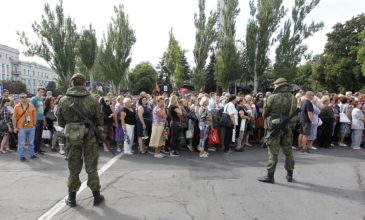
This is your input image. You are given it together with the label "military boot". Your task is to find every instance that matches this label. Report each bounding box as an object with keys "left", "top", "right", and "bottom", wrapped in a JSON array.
[
  {"left": 258, "top": 171, "right": 275, "bottom": 184},
  {"left": 286, "top": 170, "right": 293, "bottom": 182},
  {"left": 65, "top": 192, "right": 77, "bottom": 207},
  {"left": 92, "top": 191, "right": 105, "bottom": 206}
]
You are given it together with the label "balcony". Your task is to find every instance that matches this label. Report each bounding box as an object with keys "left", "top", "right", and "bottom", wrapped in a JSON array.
[{"left": 11, "top": 70, "right": 21, "bottom": 76}]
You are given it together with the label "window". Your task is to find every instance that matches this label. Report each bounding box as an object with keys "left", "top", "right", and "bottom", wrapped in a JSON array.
[
  {"left": 6, "top": 65, "right": 9, "bottom": 74},
  {"left": 33, "top": 71, "right": 35, "bottom": 76},
  {"left": 1, "top": 64, "right": 4, "bottom": 74},
  {"left": 24, "top": 69, "right": 26, "bottom": 74}
]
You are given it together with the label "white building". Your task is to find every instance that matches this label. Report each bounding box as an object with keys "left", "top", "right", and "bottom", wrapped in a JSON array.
[
  {"left": 19, "top": 61, "right": 58, "bottom": 94},
  {"left": 0, "top": 43, "right": 58, "bottom": 94},
  {"left": 0, "top": 44, "right": 21, "bottom": 81}
]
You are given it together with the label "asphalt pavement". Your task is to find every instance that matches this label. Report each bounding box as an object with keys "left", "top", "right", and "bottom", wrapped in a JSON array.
[{"left": 0, "top": 145, "right": 364, "bottom": 220}]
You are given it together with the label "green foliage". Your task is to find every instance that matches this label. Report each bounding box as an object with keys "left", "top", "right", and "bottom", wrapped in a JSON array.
[
  {"left": 215, "top": 0, "right": 241, "bottom": 91},
  {"left": 357, "top": 30, "right": 365, "bottom": 76},
  {"left": 192, "top": 0, "right": 217, "bottom": 90},
  {"left": 128, "top": 62, "right": 158, "bottom": 95},
  {"left": 97, "top": 5, "right": 136, "bottom": 93},
  {"left": 312, "top": 14, "right": 365, "bottom": 93},
  {"left": 292, "top": 63, "right": 314, "bottom": 91},
  {"left": 205, "top": 53, "right": 217, "bottom": 93},
  {"left": 3, "top": 80, "right": 27, "bottom": 94},
  {"left": 164, "top": 29, "right": 184, "bottom": 90},
  {"left": 17, "top": 0, "right": 79, "bottom": 92},
  {"left": 246, "top": 0, "right": 286, "bottom": 93},
  {"left": 45, "top": 81, "right": 61, "bottom": 97},
  {"left": 274, "top": 0, "right": 323, "bottom": 81}
]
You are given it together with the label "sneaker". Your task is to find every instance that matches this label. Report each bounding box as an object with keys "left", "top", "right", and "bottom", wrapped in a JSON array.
[
  {"left": 186, "top": 145, "right": 194, "bottom": 152},
  {"left": 154, "top": 154, "right": 165, "bottom": 158},
  {"left": 19, "top": 157, "right": 27, "bottom": 161},
  {"left": 30, "top": 155, "right": 38, "bottom": 159},
  {"left": 352, "top": 147, "right": 361, "bottom": 150},
  {"left": 124, "top": 152, "right": 133, "bottom": 155},
  {"left": 208, "top": 147, "right": 216, "bottom": 152},
  {"left": 59, "top": 150, "right": 65, "bottom": 155},
  {"left": 161, "top": 149, "right": 170, "bottom": 155},
  {"left": 310, "top": 146, "right": 317, "bottom": 150},
  {"left": 339, "top": 143, "right": 348, "bottom": 147},
  {"left": 116, "top": 148, "right": 122, "bottom": 153},
  {"left": 170, "top": 151, "right": 180, "bottom": 157}
]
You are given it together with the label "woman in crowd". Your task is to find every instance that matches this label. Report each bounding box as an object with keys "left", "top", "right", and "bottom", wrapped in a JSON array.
[
  {"left": 318, "top": 95, "right": 335, "bottom": 148},
  {"left": 224, "top": 95, "right": 238, "bottom": 153},
  {"left": 121, "top": 97, "right": 136, "bottom": 155},
  {"left": 0, "top": 98, "right": 12, "bottom": 153},
  {"left": 179, "top": 98, "right": 189, "bottom": 149},
  {"left": 235, "top": 97, "right": 250, "bottom": 151},
  {"left": 100, "top": 96, "right": 114, "bottom": 153},
  {"left": 351, "top": 101, "right": 364, "bottom": 150},
  {"left": 244, "top": 95, "right": 254, "bottom": 147},
  {"left": 113, "top": 95, "right": 124, "bottom": 152},
  {"left": 52, "top": 95, "right": 65, "bottom": 155},
  {"left": 44, "top": 97, "right": 56, "bottom": 151},
  {"left": 198, "top": 97, "right": 211, "bottom": 158},
  {"left": 168, "top": 95, "right": 182, "bottom": 157},
  {"left": 338, "top": 97, "right": 352, "bottom": 147},
  {"left": 149, "top": 96, "right": 167, "bottom": 158},
  {"left": 186, "top": 97, "right": 197, "bottom": 152},
  {"left": 307, "top": 96, "right": 321, "bottom": 150},
  {"left": 136, "top": 96, "right": 152, "bottom": 154}
]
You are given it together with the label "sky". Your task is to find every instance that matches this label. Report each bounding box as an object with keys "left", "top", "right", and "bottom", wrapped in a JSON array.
[{"left": 1, "top": 0, "right": 364, "bottom": 70}]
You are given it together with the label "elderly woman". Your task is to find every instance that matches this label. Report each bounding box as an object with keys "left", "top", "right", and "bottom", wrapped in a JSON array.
[
  {"left": 0, "top": 99, "right": 12, "bottom": 153},
  {"left": 318, "top": 95, "right": 335, "bottom": 148},
  {"left": 198, "top": 97, "right": 211, "bottom": 158},
  {"left": 100, "top": 96, "right": 114, "bottom": 153},
  {"left": 121, "top": 97, "right": 136, "bottom": 155},
  {"left": 224, "top": 94, "right": 238, "bottom": 153},
  {"left": 235, "top": 97, "right": 251, "bottom": 151},
  {"left": 306, "top": 96, "right": 321, "bottom": 151},
  {"left": 113, "top": 95, "right": 124, "bottom": 152},
  {"left": 351, "top": 101, "right": 364, "bottom": 150},
  {"left": 149, "top": 96, "right": 167, "bottom": 158}
]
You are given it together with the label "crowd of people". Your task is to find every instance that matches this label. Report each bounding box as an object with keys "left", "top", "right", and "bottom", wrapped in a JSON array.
[{"left": 0, "top": 86, "right": 364, "bottom": 161}]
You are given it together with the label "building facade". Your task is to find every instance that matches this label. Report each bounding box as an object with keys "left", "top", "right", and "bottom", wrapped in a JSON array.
[
  {"left": 0, "top": 44, "right": 58, "bottom": 94},
  {"left": 19, "top": 61, "right": 58, "bottom": 94},
  {"left": 0, "top": 44, "right": 21, "bottom": 82}
]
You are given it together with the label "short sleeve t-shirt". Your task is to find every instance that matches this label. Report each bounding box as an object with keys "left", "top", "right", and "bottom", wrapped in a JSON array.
[
  {"left": 153, "top": 106, "right": 166, "bottom": 126},
  {"left": 300, "top": 99, "right": 313, "bottom": 123},
  {"left": 226, "top": 102, "right": 238, "bottom": 125},
  {"left": 30, "top": 96, "right": 44, "bottom": 121}
]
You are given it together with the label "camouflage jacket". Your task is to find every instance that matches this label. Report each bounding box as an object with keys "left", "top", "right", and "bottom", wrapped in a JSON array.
[
  {"left": 263, "top": 84, "right": 297, "bottom": 122},
  {"left": 56, "top": 86, "right": 103, "bottom": 128}
]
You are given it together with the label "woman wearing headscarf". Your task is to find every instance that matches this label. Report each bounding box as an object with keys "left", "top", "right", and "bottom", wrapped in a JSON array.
[{"left": 100, "top": 96, "right": 114, "bottom": 153}]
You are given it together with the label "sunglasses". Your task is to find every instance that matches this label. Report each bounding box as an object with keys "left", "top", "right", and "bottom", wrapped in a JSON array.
[
  {"left": 20, "top": 96, "right": 28, "bottom": 98},
  {"left": 105, "top": 100, "right": 110, "bottom": 102}
]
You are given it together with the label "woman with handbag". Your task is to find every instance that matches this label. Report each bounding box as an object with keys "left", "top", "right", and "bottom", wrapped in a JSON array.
[
  {"left": 168, "top": 95, "right": 182, "bottom": 157},
  {"left": 121, "top": 97, "right": 136, "bottom": 155},
  {"left": 149, "top": 96, "right": 167, "bottom": 158},
  {"left": 223, "top": 95, "right": 238, "bottom": 153},
  {"left": 136, "top": 96, "right": 152, "bottom": 154},
  {"left": 44, "top": 97, "right": 56, "bottom": 151},
  {"left": 113, "top": 95, "right": 124, "bottom": 153},
  {"left": 235, "top": 98, "right": 251, "bottom": 151},
  {"left": 0, "top": 98, "right": 12, "bottom": 153}
]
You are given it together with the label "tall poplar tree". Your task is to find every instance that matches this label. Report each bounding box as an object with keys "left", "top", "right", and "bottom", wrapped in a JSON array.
[
  {"left": 274, "top": 0, "right": 323, "bottom": 81},
  {"left": 192, "top": 0, "right": 218, "bottom": 90},
  {"left": 97, "top": 5, "right": 136, "bottom": 92},
  {"left": 79, "top": 24, "right": 97, "bottom": 91}
]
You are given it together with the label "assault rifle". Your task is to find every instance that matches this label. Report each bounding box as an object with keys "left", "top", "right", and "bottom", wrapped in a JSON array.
[
  {"left": 261, "top": 108, "right": 301, "bottom": 148},
  {"left": 69, "top": 102, "right": 116, "bottom": 155}
]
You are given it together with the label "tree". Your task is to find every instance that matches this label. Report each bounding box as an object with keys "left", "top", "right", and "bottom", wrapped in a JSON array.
[
  {"left": 205, "top": 53, "right": 217, "bottom": 93},
  {"left": 274, "top": 0, "right": 323, "bottom": 81},
  {"left": 246, "top": 0, "right": 286, "bottom": 94},
  {"left": 312, "top": 14, "right": 365, "bottom": 93},
  {"left": 215, "top": 0, "right": 241, "bottom": 91},
  {"left": 3, "top": 81, "right": 27, "bottom": 94},
  {"left": 357, "top": 30, "right": 365, "bottom": 76},
  {"left": 164, "top": 29, "right": 184, "bottom": 90},
  {"left": 17, "top": 0, "right": 79, "bottom": 92},
  {"left": 128, "top": 62, "right": 158, "bottom": 95},
  {"left": 78, "top": 24, "right": 97, "bottom": 91},
  {"left": 45, "top": 81, "right": 61, "bottom": 97},
  {"left": 192, "top": 0, "right": 218, "bottom": 90},
  {"left": 97, "top": 5, "right": 136, "bottom": 92}
]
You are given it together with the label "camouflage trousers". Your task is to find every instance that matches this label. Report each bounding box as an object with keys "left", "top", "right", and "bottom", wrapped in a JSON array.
[
  {"left": 66, "top": 137, "right": 101, "bottom": 192},
  {"left": 266, "top": 129, "right": 295, "bottom": 173}
]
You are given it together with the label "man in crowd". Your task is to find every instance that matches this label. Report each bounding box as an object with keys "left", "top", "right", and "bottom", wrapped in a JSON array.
[
  {"left": 258, "top": 78, "right": 297, "bottom": 184},
  {"left": 57, "top": 73, "right": 105, "bottom": 207},
  {"left": 12, "top": 93, "right": 37, "bottom": 161},
  {"left": 30, "top": 86, "right": 46, "bottom": 155}
]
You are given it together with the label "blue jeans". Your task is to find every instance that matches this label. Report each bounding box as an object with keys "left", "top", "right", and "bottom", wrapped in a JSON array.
[{"left": 18, "top": 127, "right": 36, "bottom": 159}]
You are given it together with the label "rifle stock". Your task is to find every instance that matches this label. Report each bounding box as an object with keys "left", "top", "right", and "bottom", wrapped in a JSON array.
[{"left": 69, "top": 103, "right": 116, "bottom": 155}]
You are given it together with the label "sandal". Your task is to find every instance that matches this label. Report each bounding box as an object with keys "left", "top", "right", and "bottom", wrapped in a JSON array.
[
  {"left": 199, "top": 151, "right": 209, "bottom": 158},
  {"left": 139, "top": 150, "right": 148, "bottom": 155},
  {"left": 0, "top": 150, "right": 7, "bottom": 154}
]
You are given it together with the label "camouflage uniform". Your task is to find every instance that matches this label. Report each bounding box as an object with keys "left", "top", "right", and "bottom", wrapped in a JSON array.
[
  {"left": 260, "top": 78, "right": 297, "bottom": 183},
  {"left": 57, "top": 74, "right": 103, "bottom": 193}
]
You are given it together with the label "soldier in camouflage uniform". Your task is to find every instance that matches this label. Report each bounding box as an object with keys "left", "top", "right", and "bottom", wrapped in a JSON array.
[
  {"left": 258, "top": 78, "right": 297, "bottom": 184},
  {"left": 57, "top": 73, "right": 105, "bottom": 207}
]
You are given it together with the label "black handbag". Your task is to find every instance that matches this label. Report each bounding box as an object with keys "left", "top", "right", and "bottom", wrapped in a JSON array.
[
  {"left": 219, "top": 105, "right": 232, "bottom": 127},
  {"left": 188, "top": 110, "right": 198, "bottom": 121},
  {"left": 45, "top": 109, "right": 56, "bottom": 121}
]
